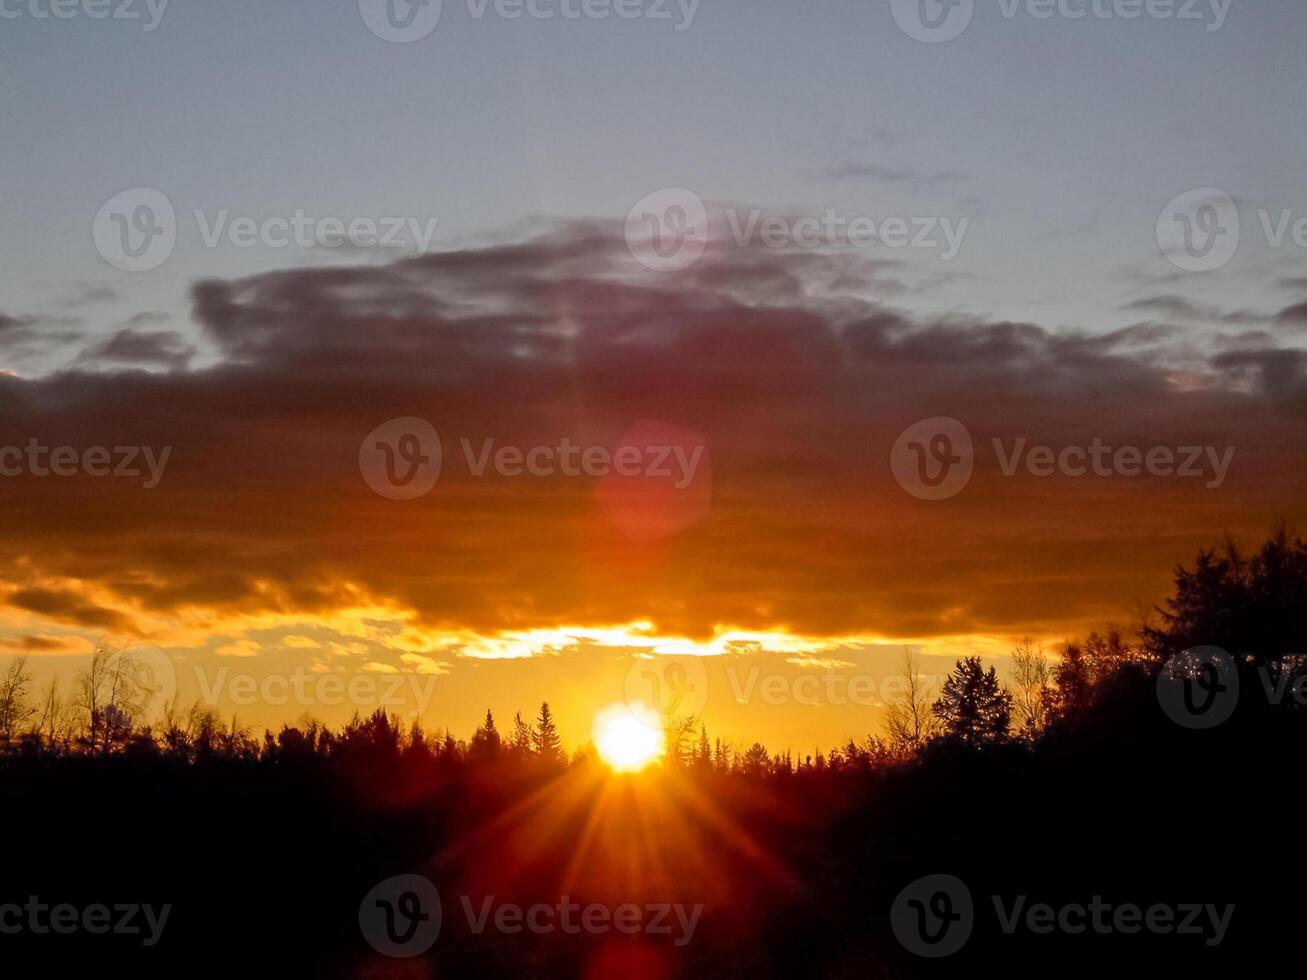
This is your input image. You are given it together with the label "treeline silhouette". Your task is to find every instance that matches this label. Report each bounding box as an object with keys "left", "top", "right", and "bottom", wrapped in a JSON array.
[{"left": 2, "top": 529, "right": 1304, "bottom": 978}]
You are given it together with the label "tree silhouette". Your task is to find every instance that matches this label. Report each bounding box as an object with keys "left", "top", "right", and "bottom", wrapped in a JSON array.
[
  {"left": 532, "top": 702, "right": 562, "bottom": 763},
  {"left": 933, "top": 656, "right": 1012, "bottom": 746},
  {"left": 511, "top": 711, "right": 535, "bottom": 757},
  {"left": 1009, "top": 638, "right": 1051, "bottom": 740},
  {"left": 1144, "top": 527, "right": 1307, "bottom": 663},
  {"left": 884, "top": 647, "right": 941, "bottom": 757},
  {"left": 470, "top": 709, "right": 501, "bottom": 760},
  {"left": 0, "top": 656, "right": 34, "bottom": 745}
]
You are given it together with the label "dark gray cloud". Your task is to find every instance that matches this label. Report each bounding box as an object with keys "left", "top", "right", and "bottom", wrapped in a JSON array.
[
  {"left": 1276, "top": 299, "right": 1307, "bottom": 326},
  {"left": 1122, "top": 295, "right": 1271, "bottom": 325},
  {"left": 75, "top": 328, "right": 196, "bottom": 371},
  {"left": 2, "top": 222, "right": 1305, "bottom": 641},
  {"left": 0, "top": 312, "right": 83, "bottom": 365}
]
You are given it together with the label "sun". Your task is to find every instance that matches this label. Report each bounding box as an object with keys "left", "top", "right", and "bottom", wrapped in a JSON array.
[{"left": 593, "top": 704, "right": 664, "bottom": 773}]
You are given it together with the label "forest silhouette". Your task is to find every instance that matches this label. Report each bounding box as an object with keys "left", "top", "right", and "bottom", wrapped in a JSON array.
[{"left": 1, "top": 529, "right": 1303, "bottom": 977}]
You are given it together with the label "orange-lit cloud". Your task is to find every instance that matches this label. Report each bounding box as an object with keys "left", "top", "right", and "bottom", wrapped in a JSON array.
[{"left": 2, "top": 222, "right": 1306, "bottom": 741}]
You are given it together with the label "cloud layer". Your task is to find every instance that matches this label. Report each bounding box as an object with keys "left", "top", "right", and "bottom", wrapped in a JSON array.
[{"left": 3, "top": 223, "right": 1306, "bottom": 651}]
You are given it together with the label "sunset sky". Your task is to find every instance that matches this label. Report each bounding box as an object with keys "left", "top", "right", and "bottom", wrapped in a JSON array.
[{"left": 2, "top": 1, "right": 1306, "bottom": 749}]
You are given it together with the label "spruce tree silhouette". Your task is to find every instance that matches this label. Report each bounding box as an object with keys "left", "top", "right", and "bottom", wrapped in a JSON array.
[
  {"left": 932, "top": 656, "right": 1012, "bottom": 746},
  {"left": 1144, "top": 526, "right": 1307, "bottom": 663},
  {"left": 532, "top": 702, "right": 562, "bottom": 763}
]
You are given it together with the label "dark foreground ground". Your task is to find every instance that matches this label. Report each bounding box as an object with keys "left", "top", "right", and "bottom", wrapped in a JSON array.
[{"left": 0, "top": 658, "right": 1296, "bottom": 979}]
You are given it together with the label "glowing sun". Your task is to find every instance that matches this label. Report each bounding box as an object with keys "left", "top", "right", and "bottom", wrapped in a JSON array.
[{"left": 593, "top": 705, "right": 664, "bottom": 772}]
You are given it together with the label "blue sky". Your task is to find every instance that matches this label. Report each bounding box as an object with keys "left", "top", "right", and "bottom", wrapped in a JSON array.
[{"left": 3, "top": 0, "right": 1306, "bottom": 373}]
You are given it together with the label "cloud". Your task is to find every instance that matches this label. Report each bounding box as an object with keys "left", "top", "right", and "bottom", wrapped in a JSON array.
[
  {"left": 119, "top": 312, "right": 172, "bottom": 329},
  {"left": 2, "top": 221, "right": 1305, "bottom": 648},
  {"left": 57, "top": 283, "right": 118, "bottom": 309},
  {"left": 5, "top": 588, "right": 134, "bottom": 632},
  {"left": 0, "top": 633, "right": 92, "bottom": 654},
  {"left": 1276, "top": 299, "right": 1307, "bottom": 327},
  {"left": 0, "top": 312, "right": 83, "bottom": 365},
  {"left": 74, "top": 327, "right": 196, "bottom": 371},
  {"left": 1122, "top": 295, "right": 1270, "bottom": 325},
  {"left": 817, "top": 162, "right": 968, "bottom": 187}
]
